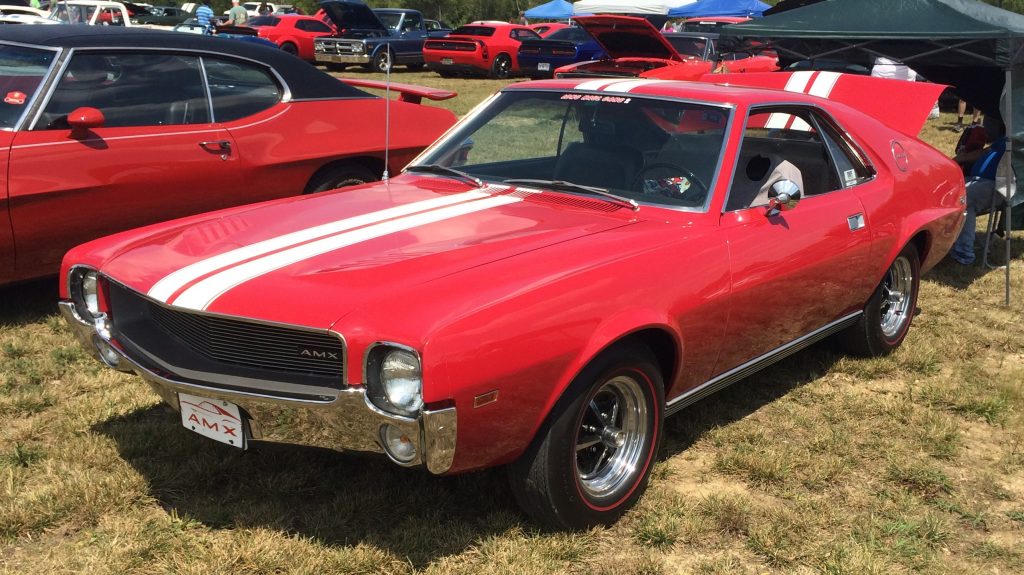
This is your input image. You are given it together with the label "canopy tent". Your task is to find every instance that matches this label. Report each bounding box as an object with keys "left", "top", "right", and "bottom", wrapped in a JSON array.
[
  {"left": 572, "top": 0, "right": 692, "bottom": 15},
  {"left": 525, "top": 0, "right": 575, "bottom": 19},
  {"left": 721, "top": 0, "right": 1024, "bottom": 303},
  {"left": 668, "top": 0, "right": 769, "bottom": 18}
]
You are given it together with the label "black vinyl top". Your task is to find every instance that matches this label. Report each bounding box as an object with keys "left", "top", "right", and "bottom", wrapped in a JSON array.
[{"left": 0, "top": 25, "right": 372, "bottom": 100}]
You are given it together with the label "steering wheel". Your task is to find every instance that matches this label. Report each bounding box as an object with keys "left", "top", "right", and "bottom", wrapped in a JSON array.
[{"left": 632, "top": 163, "right": 709, "bottom": 204}]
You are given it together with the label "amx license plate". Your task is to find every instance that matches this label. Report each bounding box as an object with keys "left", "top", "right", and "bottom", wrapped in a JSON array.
[{"left": 179, "top": 392, "right": 246, "bottom": 449}]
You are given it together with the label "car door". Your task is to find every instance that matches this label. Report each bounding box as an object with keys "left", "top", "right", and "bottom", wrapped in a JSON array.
[
  {"left": 8, "top": 50, "right": 241, "bottom": 279},
  {"left": 714, "top": 106, "right": 877, "bottom": 373},
  {"left": 395, "top": 11, "right": 426, "bottom": 62}
]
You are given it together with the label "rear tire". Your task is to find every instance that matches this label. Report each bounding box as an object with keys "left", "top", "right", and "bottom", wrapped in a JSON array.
[
  {"left": 280, "top": 42, "right": 298, "bottom": 57},
  {"left": 490, "top": 53, "right": 512, "bottom": 79},
  {"left": 509, "top": 342, "right": 664, "bottom": 530},
  {"left": 304, "top": 163, "right": 377, "bottom": 194},
  {"left": 838, "top": 243, "right": 920, "bottom": 356}
]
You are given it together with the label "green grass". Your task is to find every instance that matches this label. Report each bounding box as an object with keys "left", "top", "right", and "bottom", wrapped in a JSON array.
[{"left": 1, "top": 72, "right": 1023, "bottom": 574}]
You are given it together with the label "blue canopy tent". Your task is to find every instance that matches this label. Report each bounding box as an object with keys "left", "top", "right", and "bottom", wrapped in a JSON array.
[
  {"left": 669, "top": 0, "right": 769, "bottom": 17},
  {"left": 525, "top": 0, "right": 576, "bottom": 19}
]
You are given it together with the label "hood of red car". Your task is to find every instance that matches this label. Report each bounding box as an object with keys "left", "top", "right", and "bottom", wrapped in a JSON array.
[
  {"left": 573, "top": 15, "right": 683, "bottom": 62},
  {"left": 98, "top": 175, "right": 640, "bottom": 328}
]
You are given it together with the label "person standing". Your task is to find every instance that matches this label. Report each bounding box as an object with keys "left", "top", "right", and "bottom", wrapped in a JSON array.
[
  {"left": 195, "top": 0, "right": 215, "bottom": 34},
  {"left": 226, "top": 0, "right": 249, "bottom": 26}
]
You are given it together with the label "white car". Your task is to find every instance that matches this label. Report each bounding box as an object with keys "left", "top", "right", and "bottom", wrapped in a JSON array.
[{"left": 49, "top": 1, "right": 134, "bottom": 26}]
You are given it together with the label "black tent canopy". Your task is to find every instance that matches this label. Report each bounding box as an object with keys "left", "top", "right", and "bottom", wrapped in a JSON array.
[{"left": 721, "top": 0, "right": 1024, "bottom": 303}]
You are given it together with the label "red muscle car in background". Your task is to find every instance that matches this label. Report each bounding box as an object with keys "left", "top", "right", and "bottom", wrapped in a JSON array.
[
  {"left": 61, "top": 71, "right": 960, "bottom": 529},
  {"left": 555, "top": 15, "right": 777, "bottom": 79},
  {"left": 0, "top": 26, "right": 456, "bottom": 285},
  {"left": 249, "top": 14, "right": 336, "bottom": 61},
  {"left": 424, "top": 21, "right": 541, "bottom": 78}
]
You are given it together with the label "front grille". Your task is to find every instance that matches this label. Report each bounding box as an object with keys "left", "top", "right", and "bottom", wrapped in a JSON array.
[
  {"left": 107, "top": 281, "right": 345, "bottom": 393},
  {"left": 147, "top": 304, "right": 343, "bottom": 378}
]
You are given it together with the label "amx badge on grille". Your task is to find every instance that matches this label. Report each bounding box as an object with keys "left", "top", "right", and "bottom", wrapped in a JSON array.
[{"left": 299, "top": 348, "right": 340, "bottom": 360}]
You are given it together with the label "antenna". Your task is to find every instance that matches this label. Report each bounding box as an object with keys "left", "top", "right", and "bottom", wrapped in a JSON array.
[{"left": 382, "top": 52, "right": 391, "bottom": 181}]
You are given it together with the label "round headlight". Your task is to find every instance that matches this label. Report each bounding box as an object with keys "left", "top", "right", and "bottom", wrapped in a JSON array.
[
  {"left": 380, "top": 349, "right": 423, "bottom": 415},
  {"left": 68, "top": 267, "right": 101, "bottom": 322}
]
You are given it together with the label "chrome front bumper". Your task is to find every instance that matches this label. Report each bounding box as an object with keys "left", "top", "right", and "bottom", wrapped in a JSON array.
[
  {"left": 315, "top": 54, "right": 371, "bottom": 65},
  {"left": 60, "top": 302, "right": 457, "bottom": 474}
]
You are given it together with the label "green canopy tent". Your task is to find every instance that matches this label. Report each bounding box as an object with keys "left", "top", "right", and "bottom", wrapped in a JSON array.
[{"left": 721, "top": 0, "right": 1024, "bottom": 303}]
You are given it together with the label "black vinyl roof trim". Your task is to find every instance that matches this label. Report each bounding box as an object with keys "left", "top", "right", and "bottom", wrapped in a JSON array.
[{"left": 0, "top": 26, "right": 372, "bottom": 101}]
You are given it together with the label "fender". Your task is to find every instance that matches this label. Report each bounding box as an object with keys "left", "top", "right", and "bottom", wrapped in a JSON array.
[{"left": 520, "top": 309, "right": 680, "bottom": 455}]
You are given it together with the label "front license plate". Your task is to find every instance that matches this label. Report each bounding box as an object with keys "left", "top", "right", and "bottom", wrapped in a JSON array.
[
  {"left": 441, "top": 57, "right": 454, "bottom": 65},
  {"left": 537, "top": 62, "right": 550, "bottom": 71},
  {"left": 179, "top": 393, "right": 246, "bottom": 449}
]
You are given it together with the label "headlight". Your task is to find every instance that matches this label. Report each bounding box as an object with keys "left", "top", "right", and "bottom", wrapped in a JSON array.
[
  {"left": 68, "top": 266, "right": 101, "bottom": 323},
  {"left": 366, "top": 345, "right": 423, "bottom": 417}
]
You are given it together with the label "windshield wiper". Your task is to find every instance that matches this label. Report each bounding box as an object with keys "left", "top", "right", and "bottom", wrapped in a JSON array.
[
  {"left": 504, "top": 179, "right": 639, "bottom": 211},
  {"left": 406, "top": 164, "right": 484, "bottom": 188}
]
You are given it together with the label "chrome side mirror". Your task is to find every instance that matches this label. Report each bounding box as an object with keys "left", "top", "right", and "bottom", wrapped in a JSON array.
[{"left": 765, "top": 179, "right": 801, "bottom": 216}]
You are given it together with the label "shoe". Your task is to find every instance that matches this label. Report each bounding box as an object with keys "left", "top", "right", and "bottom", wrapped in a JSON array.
[{"left": 950, "top": 253, "right": 974, "bottom": 265}]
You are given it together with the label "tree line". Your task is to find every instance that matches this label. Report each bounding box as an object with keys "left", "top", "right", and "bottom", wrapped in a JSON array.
[{"left": 203, "top": 0, "right": 1022, "bottom": 26}]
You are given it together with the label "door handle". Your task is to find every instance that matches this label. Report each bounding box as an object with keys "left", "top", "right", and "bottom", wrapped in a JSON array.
[
  {"left": 848, "top": 213, "right": 866, "bottom": 231},
  {"left": 199, "top": 140, "right": 231, "bottom": 160}
]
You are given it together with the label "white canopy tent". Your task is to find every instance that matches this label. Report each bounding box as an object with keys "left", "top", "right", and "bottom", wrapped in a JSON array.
[{"left": 572, "top": 0, "right": 696, "bottom": 15}]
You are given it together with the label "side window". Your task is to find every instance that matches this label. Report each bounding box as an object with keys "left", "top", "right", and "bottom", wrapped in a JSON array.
[
  {"left": 37, "top": 53, "right": 208, "bottom": 130},
  {"left": 403, "top": 13, "right": 422, "bottom": 31},
  {"left": 203, "top": 58, "right": 282, "bottom": 122},
  {"left": 726, "top": 107, "right": 843, "bottom": 211},
  {"left": 817, "top": 117, "right": 874, "bottom": 187},
  {"left": 296, "top": 19, "right": 332, "bottom": 33}
]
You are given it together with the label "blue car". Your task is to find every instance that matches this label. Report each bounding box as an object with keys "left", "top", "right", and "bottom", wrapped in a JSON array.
[{"left": 517, "top": 26, "right": 606, "bottom": 79}]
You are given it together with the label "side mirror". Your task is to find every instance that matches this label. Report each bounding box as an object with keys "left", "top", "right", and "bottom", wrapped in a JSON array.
[
  {"left": 67, "top": 107, "right": 105, "bottom": 135},
  {"left": 765, "top": 179, "right": 801, "bottom": 216}
]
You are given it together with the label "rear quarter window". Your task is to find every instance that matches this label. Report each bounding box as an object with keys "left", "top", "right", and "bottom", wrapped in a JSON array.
[{"left": 203, "top": 58, "right": 282, "bottom": 123}]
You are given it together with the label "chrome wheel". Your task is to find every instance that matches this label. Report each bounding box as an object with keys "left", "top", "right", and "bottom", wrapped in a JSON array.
[
  {"left": 575, "top": 375, "right": 649, "bottom": 500},
  {"left": 374, "top": 50, "right": 392, "bottom": 73},
  {"left": 880, "top": 255, "right": 913, "bottom": 338}
]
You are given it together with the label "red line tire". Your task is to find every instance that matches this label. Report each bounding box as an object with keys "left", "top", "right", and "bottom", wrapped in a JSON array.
[
  {"left": 838, "top": 242, "right": 920, "bottom": 356},
  {"left": 509, "top": 341, "right": 664, "bottom": 530}
]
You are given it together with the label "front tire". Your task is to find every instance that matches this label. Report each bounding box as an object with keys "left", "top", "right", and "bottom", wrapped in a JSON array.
[
  {"left": 509, "top": 342, "right": 664, "bottom": 530},
  {"left": 373, "top": 49, "right": 393, "bottom": 73},
  {"left": 838, "top": 243, "right": 920, "bottom": 356}
]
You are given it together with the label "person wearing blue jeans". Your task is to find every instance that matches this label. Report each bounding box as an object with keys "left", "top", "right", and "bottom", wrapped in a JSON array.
[{"left": 951, "top": 119, "right": 1006, "bottom": 265}]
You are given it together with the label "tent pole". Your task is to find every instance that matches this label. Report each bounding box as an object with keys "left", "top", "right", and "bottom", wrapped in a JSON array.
[{"left": 1005, "top": 68, "right": 1012, "bottom": 306}]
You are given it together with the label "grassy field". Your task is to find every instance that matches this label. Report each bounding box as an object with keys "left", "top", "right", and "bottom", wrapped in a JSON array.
[{"left": 1, "top": 70, "right": 1022, "bottom": 575}]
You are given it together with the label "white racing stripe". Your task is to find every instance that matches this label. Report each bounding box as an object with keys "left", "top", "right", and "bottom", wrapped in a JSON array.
[
  {"left": 148, "top": 190, "right": 493, "bottom": 303},
  {"left": 807, "top": 71, "right": 840, "bottom": 98},
  {"left": 765, "top": 71, "right": 816, "bottom": 129},
  {"left": 170, "top": 194, "right": 523, "bottom": 311},
  {"left": 574, "top": 78, "right": 632, "bottom": 92},
  {"left": 602, "top": 79, "right": 673, "bottom": 93}
]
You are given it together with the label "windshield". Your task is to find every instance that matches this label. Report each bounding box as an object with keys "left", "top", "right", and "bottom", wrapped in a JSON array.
[
  {"left": 0, "top": 44, "right": 55, "bottom": 130},
  {"left": 666, "top": 36, "right": 709, "bottom": 59},
  {"left": 412, "top": 91, "right": 730, "bottom": 210}
]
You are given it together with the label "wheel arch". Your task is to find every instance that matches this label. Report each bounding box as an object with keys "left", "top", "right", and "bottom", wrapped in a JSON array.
[{"left": 303, "top": 156, "right": 384, "bottom": 193}]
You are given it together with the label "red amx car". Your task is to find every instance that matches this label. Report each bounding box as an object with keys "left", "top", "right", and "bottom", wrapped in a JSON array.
[
  {"left": 0, "top": 26, "right": 456, "bottom": 285},
  {"left": 61, "top": 73, "right": 960, "bottom": 530},
  {"left": 556, "top": 15, "right": 777, "bottom": 79},
  {"left": 249, "top": 14, "right": 336, "bottom": 61},
  {"left": 424, "top": 21, "right": 540, "bottom": 78}
]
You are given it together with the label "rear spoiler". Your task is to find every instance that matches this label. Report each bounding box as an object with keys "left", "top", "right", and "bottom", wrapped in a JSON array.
[
  {"left": 340, "top": 78, "right": 457, "bottom": 105},
  {"left": 700, "top": 71, "right": 945, "bottom": 136}
]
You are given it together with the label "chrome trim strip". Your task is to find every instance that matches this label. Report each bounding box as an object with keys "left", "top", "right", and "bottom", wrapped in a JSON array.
[{"left": 666, "top": 311, "right": 862, "bottom": 416}]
